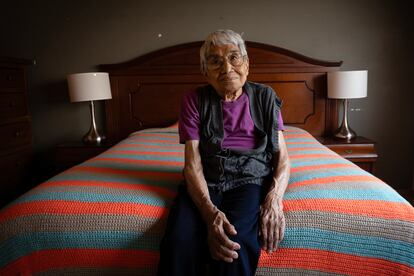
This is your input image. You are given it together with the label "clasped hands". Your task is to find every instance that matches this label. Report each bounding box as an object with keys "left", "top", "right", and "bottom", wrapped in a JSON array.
[{"left": 206, "top": 196, "right": 285, "bottom": 263}]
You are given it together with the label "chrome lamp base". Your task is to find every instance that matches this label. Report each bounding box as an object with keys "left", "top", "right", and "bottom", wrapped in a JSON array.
[
  {"left": 333, "top": 99, "right": 356, "bottom": 141},
  {"left": 83, "top": 100, "right": 105, "bottom": 144}
]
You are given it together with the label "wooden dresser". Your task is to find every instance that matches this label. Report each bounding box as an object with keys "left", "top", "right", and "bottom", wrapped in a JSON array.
[{"left": 0, "top": 57, "right": 33, "bottom": 206}]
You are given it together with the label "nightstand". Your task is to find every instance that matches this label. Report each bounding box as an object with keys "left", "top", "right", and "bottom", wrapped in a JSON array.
[
  {"left": 316, "top": 136, "right": 378, "bottom": 174},
  {"left": 55, "top": 141, "right": 113, "bottom": 173}
]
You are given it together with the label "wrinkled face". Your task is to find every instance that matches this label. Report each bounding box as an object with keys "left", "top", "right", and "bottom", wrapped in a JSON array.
[{"left": 204, "top": 44, "right": 249, "bottom": 98}]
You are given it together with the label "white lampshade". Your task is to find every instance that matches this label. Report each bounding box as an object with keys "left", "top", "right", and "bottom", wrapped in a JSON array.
[
  {"left": 328, "top": 70, "right": 368, "bottom": 99},
  {"left": 67, "top": 72, "right": 112, "bottom": 102}
]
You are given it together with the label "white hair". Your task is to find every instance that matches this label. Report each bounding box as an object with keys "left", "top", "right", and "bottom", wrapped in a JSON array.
[{"left": 200, "top": 29, "right": 248, "bottom": 74}]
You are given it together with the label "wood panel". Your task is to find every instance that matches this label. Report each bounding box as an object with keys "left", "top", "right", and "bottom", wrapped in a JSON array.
[{"left": 101, "top": 41, "right": 342, "bottom": 142}]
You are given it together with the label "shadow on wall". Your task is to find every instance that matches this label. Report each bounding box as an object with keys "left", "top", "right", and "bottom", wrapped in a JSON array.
[{"left": 25, "top": 80, "right": 73, "bottom": 193}]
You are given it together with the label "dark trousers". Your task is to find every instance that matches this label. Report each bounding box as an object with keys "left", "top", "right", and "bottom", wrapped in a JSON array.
[{"left": 157, "top": 184, "right": 263, "bottom": 276}]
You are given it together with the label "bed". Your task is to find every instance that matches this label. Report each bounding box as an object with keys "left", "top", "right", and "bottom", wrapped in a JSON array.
[{"left": 1, "top": 41, "right": 413, "bottom": 275}]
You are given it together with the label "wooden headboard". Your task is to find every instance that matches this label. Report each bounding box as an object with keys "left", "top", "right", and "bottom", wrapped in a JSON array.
[{"left": 100, "top": 41, "right": 342, "bottom": 142}]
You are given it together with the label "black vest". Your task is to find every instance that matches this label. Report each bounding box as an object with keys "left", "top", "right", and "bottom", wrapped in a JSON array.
[{"left": 198, "top": 81, "right": 282, "bottom": 192}]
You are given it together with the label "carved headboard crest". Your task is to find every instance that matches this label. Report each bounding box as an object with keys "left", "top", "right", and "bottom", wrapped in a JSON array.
[{"left": 100, "top": 41, "right": 342, "bottom": 142}]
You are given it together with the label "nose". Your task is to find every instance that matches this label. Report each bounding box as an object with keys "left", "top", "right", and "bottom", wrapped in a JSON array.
[{"left": 220, "top": 58, "right": 232, "bottom": 73}]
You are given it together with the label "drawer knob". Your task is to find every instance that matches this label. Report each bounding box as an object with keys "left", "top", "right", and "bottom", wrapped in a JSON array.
[
  {"left": 9, "top": 101, "right": 16, "bottom": 107},
  {"left": 344, "top": 149, "right": 353, "bottom": 154},
  {"left": 15, "top": 131, "right": 22, "bottom": 137}
]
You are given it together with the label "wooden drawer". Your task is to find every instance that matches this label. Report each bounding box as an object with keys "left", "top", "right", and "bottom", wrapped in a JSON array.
[
  {"left": 0, "top": 120, "right": 32, "bottom": 151},
  {"left": 0, "top": 93, "right": 28, "bottom": 119},
  {"left": 326, "top": 144, "right": 377, "bottom": 161},
  {"left": 0, "top": 148, "right": 31, "bottom": 206},
  {"left": 0, "top": 67, "right": 25, "bottom": 93}
]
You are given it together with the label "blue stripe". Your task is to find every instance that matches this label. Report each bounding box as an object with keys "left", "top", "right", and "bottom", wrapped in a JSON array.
[
  {"left": 289, "top": 168, "right": 370, "bottom": 185},
  {"left": 80, "top": 162, "right": 183, "bottom": 173},
  {"left": 290, "top": 156, "right": 345, "bottom": 166},
  {"left": 286, "top": 138, "right": 317, "bottom": 143},
  {"left": 290, "top": 159, "right": 351, "bottom": 169},
  {"left": 281, "top": 228, "right": 414, "bottom": 267},
  {"left": 0, "top": 231, "right": 161, "bottom": 268},
  {"left": 287, "top": 144, "right": 325, "bottom": 149},
  {"left": 284, "top": 188, "right": 407, "bottom": 202},
  {"left": 26, "top": 185, "right": 170, "bottom": 196},
  {"left": 13, "top": 191, "right": 172, "bottom": 206},
  {"left": 288, "top": 150, "right": 336, "bottom": 155},
  {"left": 51, "top": 173, "right": 182, "bottom": 188},
  {"left": 291, "top": 166, "right": 370, "bottom": 180}
]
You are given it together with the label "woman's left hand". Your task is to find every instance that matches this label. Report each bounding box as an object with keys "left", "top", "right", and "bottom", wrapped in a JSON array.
[{"left": 259, "top": 193, "right": 285, "bottom": 253}]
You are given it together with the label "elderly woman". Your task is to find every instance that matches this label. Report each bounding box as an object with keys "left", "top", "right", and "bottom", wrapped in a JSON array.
[{"left": 157, "top": 30, "right": 290, "bottom": 276}]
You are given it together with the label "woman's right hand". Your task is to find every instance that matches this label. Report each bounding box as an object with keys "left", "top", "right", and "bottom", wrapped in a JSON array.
[{"left": 207, "top": 210, "right": 241, "bottom": 263}]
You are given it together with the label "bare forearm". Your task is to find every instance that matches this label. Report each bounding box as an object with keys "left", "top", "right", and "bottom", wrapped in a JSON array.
[
  {"left": 184, "top": 141, "right": 217, "bottom": 223},
  {"left": 184, "top": 140, "right": 240, "bottom": 262},
  {"left": 260, "top": 132, "right": 290, "bottom": 252},
  {"left": 267, "top": 132, "right": 290, "bottom": 204}
]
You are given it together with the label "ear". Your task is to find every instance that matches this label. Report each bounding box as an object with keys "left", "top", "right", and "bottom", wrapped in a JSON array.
[
  {"left": 203, "top": 70, "right": 213, "bottom": 84},
  {"left": 245, "top": 58, "right": 250, "bottom": 75}
]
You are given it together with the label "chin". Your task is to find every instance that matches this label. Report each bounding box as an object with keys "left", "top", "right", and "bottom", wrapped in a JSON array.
[
  {"left": 220, "top": 81, "right": 241, "bottom": 90},
  {"left": 221, "top": 86, "right": 237, "bottom": 94}
]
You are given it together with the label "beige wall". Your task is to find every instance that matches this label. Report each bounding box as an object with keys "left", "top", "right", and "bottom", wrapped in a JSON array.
[{"left": 1, "top": 0, "right": 413, "bottom": 190}]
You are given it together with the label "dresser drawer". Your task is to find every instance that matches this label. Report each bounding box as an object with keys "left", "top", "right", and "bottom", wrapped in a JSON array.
[
  {"left": 0, "top": 148, "right": 31, "bottom": 205},
  {"left": 0, "top": 120, "right": 32, "bottom": 151},
  {"left": 0, "top": 93, "right": 28, "bottom": 119},
  {"left": 0, "top": 67, "right": 25, "bottom": 93}
]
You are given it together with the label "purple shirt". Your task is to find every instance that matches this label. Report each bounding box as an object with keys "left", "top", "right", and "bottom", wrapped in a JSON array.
[{"left": 179, "top": 90, "right": 284, "bottom": 150}]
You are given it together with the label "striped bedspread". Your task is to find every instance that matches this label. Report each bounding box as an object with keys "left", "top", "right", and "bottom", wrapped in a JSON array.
[{"left": 1, "top": 126, "right": 413, "bottom": 275}]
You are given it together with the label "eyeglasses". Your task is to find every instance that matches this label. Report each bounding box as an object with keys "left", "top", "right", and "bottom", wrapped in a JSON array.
[{"left": 206, "top": 52, "right": 246, "bottom": 71}]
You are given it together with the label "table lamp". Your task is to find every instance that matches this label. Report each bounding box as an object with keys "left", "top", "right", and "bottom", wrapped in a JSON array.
[
  {"left": 327, "top": 70, "right": 367, "bottom": 140},
  {"left": 67, "top": 72, "right": 112, "bottom": 144}
]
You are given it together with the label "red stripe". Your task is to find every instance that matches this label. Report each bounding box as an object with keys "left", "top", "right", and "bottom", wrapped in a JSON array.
[
  {"left": 289, "top": 153, "right": 340, "bottom": 159},
  {"left": 127, "top": 138, "right": 178, "bottom": 144},
  {"left": 133, "top": 133, "right": 177, "bottom": 139},
  {"left": 284, "top": 198, "right": 414, "bottom": 221},
  {"left": 36, "top": 180, "right": 177, "bottom": 198},
  {"left": 258, "top": 248, "right": 414, "bottom": 275},
  {"left": 115, "top": 144, "right": 183, "bottom": 150},
  {"left": 290, "top": 163, "right": 355, "bottom": 173},
  {"left": 287, "top": 147, "right": 324, "bottom": 152},
  {"left": 4, "top": 248, "right": 412, "bottom": 275},
  {"left": 289, "top": 175, "right": 378, "bottom": 188},
  {"left": 105, "top": 150, "right": 183, "bottom": 156},
  {"left": 0, "top": 201, "right": 169, "bottom": 224},
  {"left": 1, "top": 249, "right": 159, "bottom": 275},
  {"left": 283, "top": 133, "right": 311, "bottom": 139},
  {"left": 90, "top": 157, "right": 184, "bottom": 167},
  {"left": 286, "top": 141, "right": 320, "bottom": 145},
  {"left": 70, "top": 166, "right": 183, "bottom": 180}
]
